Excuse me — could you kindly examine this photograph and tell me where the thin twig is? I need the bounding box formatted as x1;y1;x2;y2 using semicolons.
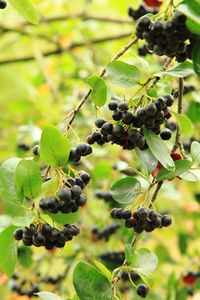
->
11;13;132;27
67;37;138;127
33;39;62;105
112;180;163;292
171;78;187;158
0;31;132;66
135;57;173;109
112;233;138;291
43;36;138;180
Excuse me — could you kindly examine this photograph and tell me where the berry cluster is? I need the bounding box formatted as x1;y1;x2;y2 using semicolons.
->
91;223;121;241
11;274;40;298
135;12;193;62
121;271;140;282
128;4;158;21
39;171;90;214
111;207;172;234
44;274;64;284
13;223;80;249
99;251;125;265
136;284;149;298
87;96;174;151
0;0;7;9
69;142;92;162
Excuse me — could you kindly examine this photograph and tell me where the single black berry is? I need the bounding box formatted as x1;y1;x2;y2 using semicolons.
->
118;101;128;111
95;118;106;128
32;145;40;156
161;215;172;227
108;101;118;111
136;284;149;298
101;122;113;135
71;185;82;199
13;229;23;240
160;129;172;140
164;94;174;107
0;1;7;9
58;188;72;201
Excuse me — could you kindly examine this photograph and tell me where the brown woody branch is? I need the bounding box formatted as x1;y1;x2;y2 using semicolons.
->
0;31;132;66
12;13;132;27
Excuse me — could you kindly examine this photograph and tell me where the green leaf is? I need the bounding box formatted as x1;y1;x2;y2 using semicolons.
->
176;287;188;300
107;61;141;87
155;61;194;78
36;292;65;300
0;215;12;232
40;126;71;167
134;268;153;286
191;141;200;162
177;0;200;34
178;233;188;255
12;211;35;227
15;159;42;199
186;17;200;35
87;75;107;107
136;148;158;175
171;111;193;134
187;101;200;123
8;0;39;25
0;225;18;277
132;248;158;273
111;177;141;204
18;246;33;267
73;262;113;300
93;161;112;179
143;128;175;171
50;209;81;224
0;158;22;205
192;40;200;77
180;169;200;181
94;260;112;281
125;244;135;265
156;160;192;181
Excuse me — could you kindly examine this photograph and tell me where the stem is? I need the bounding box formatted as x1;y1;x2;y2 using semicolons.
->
112;233;138;291
171;78;187;158
0;31;132;65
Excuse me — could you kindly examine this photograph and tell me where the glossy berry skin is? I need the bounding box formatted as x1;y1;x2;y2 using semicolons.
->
76;142;88;156
0;1;7;9
136;284;149;298
161;215;172;227
164;94;174;107
80;171;91;184
118;101;128;111
160;128;172;140
32;145;40;156
71;185;82;199
33;232;46;246
58;188;72;201
101;122;113;135
13;229;23;240
112;110;122;121
108;101;118;111
95;118;106;128
137;207;148;219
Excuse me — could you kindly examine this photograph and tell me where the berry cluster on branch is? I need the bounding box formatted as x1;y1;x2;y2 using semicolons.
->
111;207;172;234
13;223;80;249
91;223;121;241
87;95;174;151
136;12;195;62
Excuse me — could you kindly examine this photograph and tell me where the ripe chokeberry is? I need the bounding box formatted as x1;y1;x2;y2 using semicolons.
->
136;284;149;298
160;128;172;140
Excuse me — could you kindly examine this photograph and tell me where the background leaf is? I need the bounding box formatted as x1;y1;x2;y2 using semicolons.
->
94;259;112;281
156;160;192;181
8;0;39;25
15;159;42;199
136;147;158;175
191;141;200;162
87;75;107;107
192;40;200;77
111;177;141;204
36;292;65;300
107;61;141;87
0;225;18;277
155;61;194;78
171;111;193;134
132;248;158;273
12;211;35;227
125;244;135;265
143;128;175;171
177;0;200;35
40;126;71;167
73;262;113;300
93;161;112;179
